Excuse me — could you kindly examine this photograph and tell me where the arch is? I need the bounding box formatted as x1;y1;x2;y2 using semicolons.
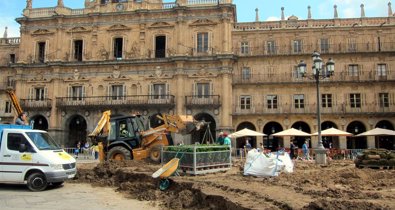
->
67;115;87;147
375;120;394;150
191;113;216;144
321;121;338;149
291;121;311;148
31;115;48;131
235;121;256;148
346;121;367;149
263;121;283;151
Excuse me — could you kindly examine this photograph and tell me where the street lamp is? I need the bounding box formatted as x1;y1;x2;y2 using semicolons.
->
297;51;335;164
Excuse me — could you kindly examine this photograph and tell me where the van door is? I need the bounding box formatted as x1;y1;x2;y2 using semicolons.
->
1;133;37;182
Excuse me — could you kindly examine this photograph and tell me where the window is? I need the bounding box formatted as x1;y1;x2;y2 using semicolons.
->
241;42;249;54
152;84;166;99
37;42;46;63
155;36;166;58
72;86;84;101
111;85;124;100
320;38;329;53
5;101;12;113
113;37;123;59
348;65;359;76
267;95;278;109
348;38;357;52
350;93;361;108
266;41;276;54
294;94;304;108
196;83;210;98
242;67;251;80
10;54;15;63
34;88;45;101
7;133;33;152
322;94;332;108
240;95;251;110
197;32;209;53
293;40;302;53
377;64;387;76
379;93;389;108
74;40;83;61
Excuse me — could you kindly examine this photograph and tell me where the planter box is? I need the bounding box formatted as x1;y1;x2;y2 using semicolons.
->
161;144;232;175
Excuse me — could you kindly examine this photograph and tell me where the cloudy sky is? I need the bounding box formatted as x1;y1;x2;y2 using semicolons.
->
0;0;392;37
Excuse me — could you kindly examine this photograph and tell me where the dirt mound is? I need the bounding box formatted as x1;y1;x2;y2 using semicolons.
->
74;159;395;210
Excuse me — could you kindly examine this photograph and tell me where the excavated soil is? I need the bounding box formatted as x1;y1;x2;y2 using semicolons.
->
73;159;395;210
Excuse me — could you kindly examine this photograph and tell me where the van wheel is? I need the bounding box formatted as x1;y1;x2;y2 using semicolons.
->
108;146;131;160
150;145;162;163
27;172;48;191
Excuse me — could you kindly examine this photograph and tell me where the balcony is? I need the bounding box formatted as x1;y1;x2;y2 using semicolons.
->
232;42;395;57
20;99;52;111
232;103;395;116
56;95;175;110
0;37;20;45
233;70;395;85
185;95;221;109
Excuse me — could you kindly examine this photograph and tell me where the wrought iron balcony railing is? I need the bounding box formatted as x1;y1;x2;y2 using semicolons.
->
233;103;395;116
185;95;221;108
233;70;395;85
56;95;175;110
20;99;52;111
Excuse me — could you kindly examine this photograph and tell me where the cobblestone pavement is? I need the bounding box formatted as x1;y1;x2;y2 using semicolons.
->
0;183;158;210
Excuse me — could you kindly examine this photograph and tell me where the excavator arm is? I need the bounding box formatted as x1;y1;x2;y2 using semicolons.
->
6;89;24;116
89;110;111;137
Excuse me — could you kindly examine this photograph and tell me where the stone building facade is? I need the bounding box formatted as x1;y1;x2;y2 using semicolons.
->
0;0;394;150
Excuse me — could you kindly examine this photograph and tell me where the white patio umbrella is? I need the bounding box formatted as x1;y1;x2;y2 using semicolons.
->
229;128;266;138
356;128;395;137
312;127;353;136
271;128;311;137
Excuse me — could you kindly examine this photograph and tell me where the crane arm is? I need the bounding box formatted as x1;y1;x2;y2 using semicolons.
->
89;110;111;137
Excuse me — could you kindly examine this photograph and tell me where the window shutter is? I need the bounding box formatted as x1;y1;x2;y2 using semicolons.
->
106;85;110;100
165;83;170;99
123;85;127;100
149;84;153;99
210;82;214;95
45;40;49;62
44;87;48;100
67;86;72;100
82;86;86;100
192;82;196;96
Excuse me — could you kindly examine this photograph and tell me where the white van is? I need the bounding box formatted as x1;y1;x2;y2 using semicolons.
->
0;124;76;191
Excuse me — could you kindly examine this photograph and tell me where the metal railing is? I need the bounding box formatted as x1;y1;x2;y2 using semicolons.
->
63;147;96;160
233;70;395;84
56;95;175;109
20;99;52;110
185;95;221;108
232;42;395;57
233;103;395;115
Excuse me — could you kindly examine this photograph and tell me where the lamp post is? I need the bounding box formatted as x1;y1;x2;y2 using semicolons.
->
297;51;335;164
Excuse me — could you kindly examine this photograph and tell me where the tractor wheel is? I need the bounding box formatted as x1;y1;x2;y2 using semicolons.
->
108;146;132;160
150;145;162;163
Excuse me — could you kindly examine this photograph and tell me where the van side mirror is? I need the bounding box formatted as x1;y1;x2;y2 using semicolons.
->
19;144;27;153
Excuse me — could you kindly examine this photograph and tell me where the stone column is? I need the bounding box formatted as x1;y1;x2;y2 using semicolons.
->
339;136;347;149
220;61;232;131
175;61;185;115
367;136;376;149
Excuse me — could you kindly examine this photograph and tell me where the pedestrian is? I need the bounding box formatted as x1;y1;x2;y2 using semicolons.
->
223;133;231;146
15;112;28;125
92;144;99;160
216;132;224;145
290;141;296;159
244;138;252;150
302;140;309;160
74;141;81;158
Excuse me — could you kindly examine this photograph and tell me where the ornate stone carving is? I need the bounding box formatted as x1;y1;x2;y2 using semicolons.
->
73;69;80;80
107;24;131;31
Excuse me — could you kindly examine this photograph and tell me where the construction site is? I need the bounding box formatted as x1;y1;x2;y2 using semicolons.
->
74;157;395;210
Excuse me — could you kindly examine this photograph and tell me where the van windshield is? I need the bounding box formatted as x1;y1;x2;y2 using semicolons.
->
26;132;62;150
